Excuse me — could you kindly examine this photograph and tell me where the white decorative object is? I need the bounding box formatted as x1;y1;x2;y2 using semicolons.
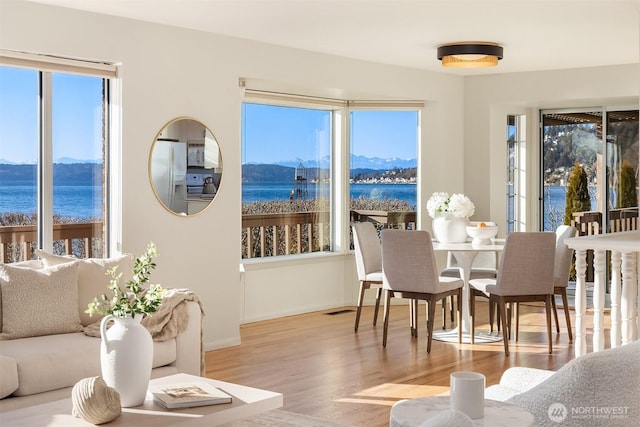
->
72;376;121;424
390;396;534;427
100;315;153;407
432;216;470;243
427;192;475;243
419;409;473;427
450;371;485;419
426;192;475;219
466;224;498;245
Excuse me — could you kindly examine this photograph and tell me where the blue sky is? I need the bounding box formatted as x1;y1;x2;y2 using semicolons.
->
0;66;103;164
242;103;417;165
1;65;418;165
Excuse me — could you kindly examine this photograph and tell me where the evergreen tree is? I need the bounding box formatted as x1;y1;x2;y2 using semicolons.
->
616;160;638;208
564;162;591;225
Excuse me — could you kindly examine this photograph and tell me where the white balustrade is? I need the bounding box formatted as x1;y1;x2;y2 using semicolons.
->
565;231;640;357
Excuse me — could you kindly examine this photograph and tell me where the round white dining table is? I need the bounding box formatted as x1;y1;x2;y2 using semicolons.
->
432;239;505;343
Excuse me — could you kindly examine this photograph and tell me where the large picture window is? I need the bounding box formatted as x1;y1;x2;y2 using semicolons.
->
349;109;417;237
0;52;115;262
241;91;421;260
241;102;333;258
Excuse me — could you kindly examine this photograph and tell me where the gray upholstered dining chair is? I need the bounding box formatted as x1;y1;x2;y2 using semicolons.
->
469;232;556;356
507;225;578;343
550;225;577;341
352;222;383;332
381;229;463;353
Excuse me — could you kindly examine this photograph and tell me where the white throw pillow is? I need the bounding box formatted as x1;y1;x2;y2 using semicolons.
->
0;262;83;340
36;250;134;326
0;260;43;332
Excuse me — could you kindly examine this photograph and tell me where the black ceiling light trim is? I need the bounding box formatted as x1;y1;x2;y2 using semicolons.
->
437;42;504;68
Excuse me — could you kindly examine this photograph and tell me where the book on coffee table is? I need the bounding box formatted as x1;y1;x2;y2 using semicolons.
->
151;381;233;409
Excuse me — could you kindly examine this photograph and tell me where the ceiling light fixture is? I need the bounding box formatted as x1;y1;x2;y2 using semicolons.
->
437;42;504;68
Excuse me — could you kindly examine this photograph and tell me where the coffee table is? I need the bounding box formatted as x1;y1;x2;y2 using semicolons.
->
0;374;283;426
389;396;534;427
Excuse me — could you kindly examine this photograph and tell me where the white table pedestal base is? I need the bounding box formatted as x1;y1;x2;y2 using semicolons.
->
433;328;503;344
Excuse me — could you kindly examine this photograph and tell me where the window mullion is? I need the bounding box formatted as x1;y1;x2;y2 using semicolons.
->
332;108;349;253
38;71;54;251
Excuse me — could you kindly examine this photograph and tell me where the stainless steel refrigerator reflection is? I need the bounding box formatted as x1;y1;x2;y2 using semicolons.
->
151;139;187;213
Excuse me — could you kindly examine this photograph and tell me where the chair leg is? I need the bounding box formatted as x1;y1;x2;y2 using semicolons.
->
489;299;495;333
450;295;455;322
441;295;455;329
560;287;573;342
411;299;419;338
498;297;510;356
551;292;560;334
373;287;382;327
515;302;520;342
408;300;414;337
442;298;447;330
545;295;553;354
457;290;463;344
426;297;436;353
354;281;366;333
382;290;391;348
470;290;476;345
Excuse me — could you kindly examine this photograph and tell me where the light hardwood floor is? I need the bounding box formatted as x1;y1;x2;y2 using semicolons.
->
205;301;582;426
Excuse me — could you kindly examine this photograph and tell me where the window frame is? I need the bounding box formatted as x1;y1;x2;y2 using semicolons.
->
539;106;639;232
0;50;118;258
241;85;423;260
506;114;526;233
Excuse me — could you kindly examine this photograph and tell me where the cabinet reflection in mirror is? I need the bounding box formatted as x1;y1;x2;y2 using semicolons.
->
149;117;223;216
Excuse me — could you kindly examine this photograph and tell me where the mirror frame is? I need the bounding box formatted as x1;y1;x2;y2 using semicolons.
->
148;117;223;216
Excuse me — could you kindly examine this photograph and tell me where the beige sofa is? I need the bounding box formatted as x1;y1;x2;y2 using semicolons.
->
0;254;203;412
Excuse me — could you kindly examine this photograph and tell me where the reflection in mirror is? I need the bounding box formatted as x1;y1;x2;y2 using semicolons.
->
149;118;223;215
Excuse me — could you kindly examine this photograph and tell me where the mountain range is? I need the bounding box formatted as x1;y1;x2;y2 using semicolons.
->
1;155;416;185
265;154;416;170
0;163;103;184
0;157;101;165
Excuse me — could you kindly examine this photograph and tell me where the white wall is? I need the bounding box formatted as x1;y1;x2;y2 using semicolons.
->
463;65;639;232
0;0;465;349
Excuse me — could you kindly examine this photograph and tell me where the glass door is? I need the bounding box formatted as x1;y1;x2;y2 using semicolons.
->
605;110;639;232
540;108;638;233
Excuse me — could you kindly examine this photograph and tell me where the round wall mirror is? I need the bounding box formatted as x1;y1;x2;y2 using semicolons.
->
149;117;223;215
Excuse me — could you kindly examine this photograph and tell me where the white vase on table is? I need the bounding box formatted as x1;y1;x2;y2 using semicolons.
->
432;215;470;243
100;314;153;407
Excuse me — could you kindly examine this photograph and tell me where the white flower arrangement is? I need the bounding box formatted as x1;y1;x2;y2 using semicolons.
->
426;192;475;219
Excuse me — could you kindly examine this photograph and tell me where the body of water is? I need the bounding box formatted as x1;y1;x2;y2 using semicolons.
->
0;183;103;219
243;182;418;207
1;182;592;228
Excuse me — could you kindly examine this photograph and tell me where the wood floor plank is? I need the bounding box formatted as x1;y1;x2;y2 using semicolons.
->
205;301;580;426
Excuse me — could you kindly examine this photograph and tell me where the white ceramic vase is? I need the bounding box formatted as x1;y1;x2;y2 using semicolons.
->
432;215;470;243
100;314;153;407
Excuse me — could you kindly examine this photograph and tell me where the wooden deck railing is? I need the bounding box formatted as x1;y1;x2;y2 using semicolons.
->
349;209;417;230
0;222;104;263
242;211;331;258
572;208;639;235
242;209;416;259
609;207;639;232
571;208;639;284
